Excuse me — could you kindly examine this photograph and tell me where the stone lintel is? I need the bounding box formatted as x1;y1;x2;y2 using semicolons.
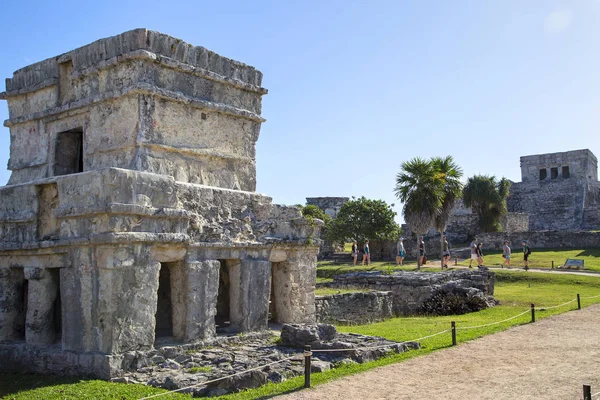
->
4;82;265;128
0;253;67;269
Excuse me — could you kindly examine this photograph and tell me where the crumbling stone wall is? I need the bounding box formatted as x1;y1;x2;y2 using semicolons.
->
315;291;394;324
328;270;495;316
478;231;600;250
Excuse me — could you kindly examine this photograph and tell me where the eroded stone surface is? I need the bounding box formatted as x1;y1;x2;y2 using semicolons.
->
0;30;320;379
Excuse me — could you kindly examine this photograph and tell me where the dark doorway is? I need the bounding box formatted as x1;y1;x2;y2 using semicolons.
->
54;128;83;176
51;269;62;343
551;167;558;179
562;166;570;178
18;279;28;341
539;169;547;180
269;264;278;323
155;264;173;338
215;261;231;334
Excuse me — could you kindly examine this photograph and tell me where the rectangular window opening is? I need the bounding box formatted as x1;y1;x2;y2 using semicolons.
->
551;167;558;179
562;166;570;178
539;169;547;180
54;128;83;176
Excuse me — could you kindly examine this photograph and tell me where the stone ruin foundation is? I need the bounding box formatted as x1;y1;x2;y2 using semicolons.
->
0;29;322;379
327;269;496;316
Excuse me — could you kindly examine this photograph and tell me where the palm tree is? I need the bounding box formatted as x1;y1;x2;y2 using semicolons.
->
463;175;511;232
394;157;444;270
431;156;463;268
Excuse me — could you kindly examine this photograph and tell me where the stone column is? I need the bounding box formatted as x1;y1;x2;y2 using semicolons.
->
272;251;317;324
0;268;26;341
229;259;271;332
171;260;220;342
24;267;59;345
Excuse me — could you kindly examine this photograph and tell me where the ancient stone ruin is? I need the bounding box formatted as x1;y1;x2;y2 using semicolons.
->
0;29;321;378
327;269;496;316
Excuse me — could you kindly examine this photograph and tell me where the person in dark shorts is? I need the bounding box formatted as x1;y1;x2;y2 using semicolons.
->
522;240;531;271
476;242;484;267
442;235;450;269
351;241;358;266
362;240;371;265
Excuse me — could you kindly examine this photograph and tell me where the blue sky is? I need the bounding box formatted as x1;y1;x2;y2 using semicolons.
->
1;1;599;223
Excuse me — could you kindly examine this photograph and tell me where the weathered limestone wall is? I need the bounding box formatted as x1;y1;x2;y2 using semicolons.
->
329;270;495;316
2;29;266;191
478;231;600;250
315;291;394;324
0;29;320;379
520;149;597;183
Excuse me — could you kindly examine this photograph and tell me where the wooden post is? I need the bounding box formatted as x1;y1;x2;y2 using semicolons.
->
304;345;312;388
455;258;458;266
451;321;456;346
551;260;554;269
583;384;592;400
577;294;581;310
531;303;535;323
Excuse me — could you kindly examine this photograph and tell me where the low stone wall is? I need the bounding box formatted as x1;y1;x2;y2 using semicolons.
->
478;231;600;250
315;291;394;324
329;269;495;316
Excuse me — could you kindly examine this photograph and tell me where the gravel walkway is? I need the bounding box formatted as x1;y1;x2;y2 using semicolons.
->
278;304;600;400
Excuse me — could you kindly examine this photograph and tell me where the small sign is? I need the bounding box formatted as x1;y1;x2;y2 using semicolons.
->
562;259;585;269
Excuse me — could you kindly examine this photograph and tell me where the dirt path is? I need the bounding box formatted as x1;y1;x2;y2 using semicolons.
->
278;304;600;400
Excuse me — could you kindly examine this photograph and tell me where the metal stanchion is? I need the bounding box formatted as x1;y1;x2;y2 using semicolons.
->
451;321;456;346
304;345;312;388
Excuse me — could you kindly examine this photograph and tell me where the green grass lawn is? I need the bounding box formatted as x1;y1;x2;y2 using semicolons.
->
456;248;600;271
3;272;600;400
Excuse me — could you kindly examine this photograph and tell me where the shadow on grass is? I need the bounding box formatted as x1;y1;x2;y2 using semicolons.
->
0;372;81;397
575;249;600;258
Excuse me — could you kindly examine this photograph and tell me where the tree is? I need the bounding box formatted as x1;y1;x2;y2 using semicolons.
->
431;156;463;266
394;157;445;270
462;175;511;232
327;196;401;245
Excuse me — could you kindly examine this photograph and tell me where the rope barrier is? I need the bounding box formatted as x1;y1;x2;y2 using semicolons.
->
311;329;450;353
456;309;530;330
137;292;600;399
138;354;301;400
581;293;600;299
536;299;576;310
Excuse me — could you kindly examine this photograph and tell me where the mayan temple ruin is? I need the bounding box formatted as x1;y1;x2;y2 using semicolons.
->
0;29;320;377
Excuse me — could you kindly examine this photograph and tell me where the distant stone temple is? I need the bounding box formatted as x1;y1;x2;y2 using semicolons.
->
508;149;600;231
305;197;348;219
0;29;319;377
447;149;600;239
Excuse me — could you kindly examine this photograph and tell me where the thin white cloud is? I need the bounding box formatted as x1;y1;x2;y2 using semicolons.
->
544;9;573;33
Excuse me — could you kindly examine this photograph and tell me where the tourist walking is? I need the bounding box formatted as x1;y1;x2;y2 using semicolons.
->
362;240;371;265
396;237;405;266
418;237;426;268
469;237;478;268
442;235;450;269
522;240;531;271
351;241;358;266
502;240;511;268
476;242;484;267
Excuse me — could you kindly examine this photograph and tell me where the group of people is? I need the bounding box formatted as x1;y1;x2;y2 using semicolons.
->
352;236;533;270
469;236;531;270
394;235;451;268
351;240;371;266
